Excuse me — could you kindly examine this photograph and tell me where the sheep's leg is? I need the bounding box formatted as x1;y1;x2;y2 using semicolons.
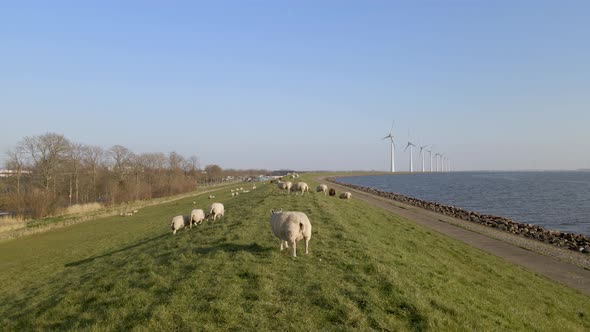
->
173;229;177;235
291;241;297;257
280;240;285;251
305;238;310;254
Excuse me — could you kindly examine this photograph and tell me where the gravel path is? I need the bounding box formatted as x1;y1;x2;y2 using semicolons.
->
318;177;590;296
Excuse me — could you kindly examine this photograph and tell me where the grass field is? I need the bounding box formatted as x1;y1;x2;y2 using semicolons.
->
0;174;588;331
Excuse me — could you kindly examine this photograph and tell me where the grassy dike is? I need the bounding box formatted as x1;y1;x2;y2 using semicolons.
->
0;174;588;331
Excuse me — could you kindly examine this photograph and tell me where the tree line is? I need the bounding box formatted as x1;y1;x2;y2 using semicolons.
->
0;133;263;218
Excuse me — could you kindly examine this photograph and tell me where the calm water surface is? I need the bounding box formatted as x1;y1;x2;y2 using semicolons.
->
337;172;590;236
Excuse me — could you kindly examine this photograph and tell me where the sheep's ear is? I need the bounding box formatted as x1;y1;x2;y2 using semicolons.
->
270;209;275;214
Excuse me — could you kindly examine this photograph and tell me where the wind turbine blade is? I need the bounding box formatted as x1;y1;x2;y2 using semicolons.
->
390;120;395;133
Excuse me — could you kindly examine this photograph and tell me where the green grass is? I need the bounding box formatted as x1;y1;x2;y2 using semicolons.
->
0;174;588;331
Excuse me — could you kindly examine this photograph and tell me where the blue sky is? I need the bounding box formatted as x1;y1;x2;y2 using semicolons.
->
1;1;589;171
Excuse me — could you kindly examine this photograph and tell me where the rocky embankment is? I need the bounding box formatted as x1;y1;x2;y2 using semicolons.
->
328;178;590;254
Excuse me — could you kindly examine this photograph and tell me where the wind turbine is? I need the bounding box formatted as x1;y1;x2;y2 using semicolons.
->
404;140;417;172
427;145;434;172
440;154;445;172
381;121;396;172
434;153;441;172
418;144;429;172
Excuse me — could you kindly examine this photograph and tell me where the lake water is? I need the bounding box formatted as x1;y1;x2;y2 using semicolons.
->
336;172;590;236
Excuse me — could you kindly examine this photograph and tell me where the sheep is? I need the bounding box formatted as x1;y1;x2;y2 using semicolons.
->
132;210;139;214
189;209;206;228
208;195;215;199
252;184;256;190
269;209;312;257
329;188;336;196
231;192;236;197
316;184;328;195
192;201;196;205
243;190;250;193
293;182;309;195
207;202;225;221
277;181;293;194
170;215;190;235
285;181;293;194
339;192;352;200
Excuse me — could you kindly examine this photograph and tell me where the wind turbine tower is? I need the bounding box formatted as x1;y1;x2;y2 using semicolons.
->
419;144;429;172
381;121;396;172
404;140;417;172
434;153;441;172
427;149;433;172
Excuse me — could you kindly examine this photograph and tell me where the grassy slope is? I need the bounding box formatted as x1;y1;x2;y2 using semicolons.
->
0;174;588;331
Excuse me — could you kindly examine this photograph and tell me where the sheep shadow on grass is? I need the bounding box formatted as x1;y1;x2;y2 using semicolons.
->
64;233;169;267
192;242;272;255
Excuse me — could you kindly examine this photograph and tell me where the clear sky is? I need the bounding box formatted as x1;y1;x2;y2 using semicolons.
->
1;1;589;171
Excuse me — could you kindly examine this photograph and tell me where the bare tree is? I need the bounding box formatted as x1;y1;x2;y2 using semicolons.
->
108;145;133;181
5;147;28;213
68;143;86;205
183;155;200;174
20;133;70;192
83;145;105;201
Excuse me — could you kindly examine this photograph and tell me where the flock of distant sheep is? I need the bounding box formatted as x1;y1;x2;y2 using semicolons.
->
168;173;352;257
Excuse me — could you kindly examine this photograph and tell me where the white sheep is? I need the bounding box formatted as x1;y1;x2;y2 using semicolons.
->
316;184;328;195
269;210;312;257
208;195;215;199
207;202;225;221
231;192;236;197
189;209;206;229
170;215;190;235
277;181;293;194
252;184;256;190
339;192;352;200
294;182;309;195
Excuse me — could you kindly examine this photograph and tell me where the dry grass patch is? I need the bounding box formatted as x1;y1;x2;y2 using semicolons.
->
61;203;104;216
0;216;26;233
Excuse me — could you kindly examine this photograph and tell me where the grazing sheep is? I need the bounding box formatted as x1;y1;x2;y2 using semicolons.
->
208;195;215;199
294;182;309;195
170;215;190;235
192;201;196;205
329;188;336;196
339;192;352;200
269;210;312;257
231;192;236;197
243;190;250;193
252;185;256;190
277;181;293;194
189;209;206;228
316;184;328;195
285;181;293;194
133;210;139;214
207;202;225;221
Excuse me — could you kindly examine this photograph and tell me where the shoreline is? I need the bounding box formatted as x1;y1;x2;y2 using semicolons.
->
317;175;590;295
328;176;590;254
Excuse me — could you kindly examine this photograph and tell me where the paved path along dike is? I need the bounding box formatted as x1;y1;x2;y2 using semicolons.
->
318;177;590;296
